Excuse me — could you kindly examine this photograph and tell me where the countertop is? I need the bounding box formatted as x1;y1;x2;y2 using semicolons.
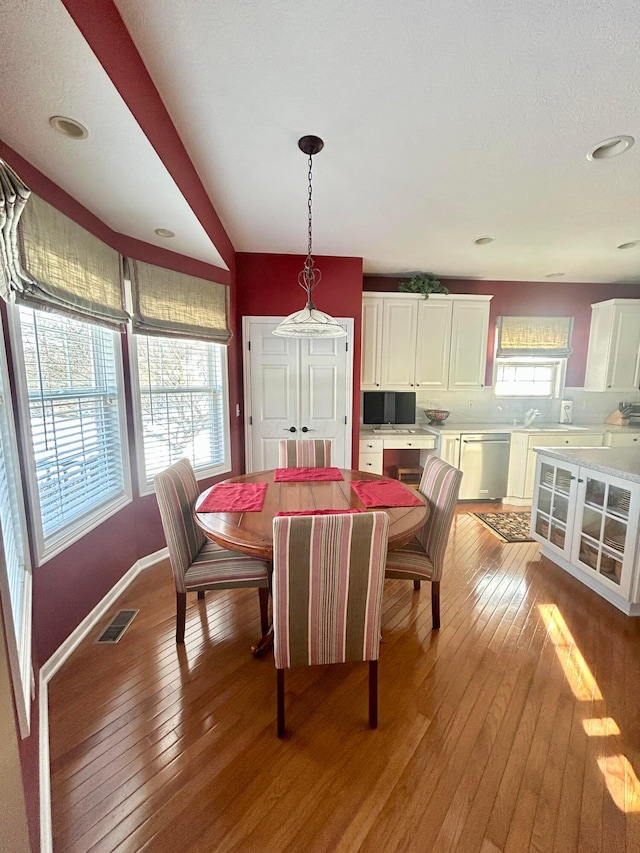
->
419;422;640;436
533;446;640;485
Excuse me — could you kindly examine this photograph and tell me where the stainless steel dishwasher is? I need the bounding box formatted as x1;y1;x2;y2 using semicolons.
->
458;433;511;500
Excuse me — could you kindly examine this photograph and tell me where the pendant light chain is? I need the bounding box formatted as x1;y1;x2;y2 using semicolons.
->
272;134;346;338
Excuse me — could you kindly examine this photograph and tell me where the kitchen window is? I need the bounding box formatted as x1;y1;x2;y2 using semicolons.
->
130;334;231;492
11;306;131;564
494;316;572;398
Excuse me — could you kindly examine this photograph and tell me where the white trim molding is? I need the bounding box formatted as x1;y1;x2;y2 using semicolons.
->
38;548;167;853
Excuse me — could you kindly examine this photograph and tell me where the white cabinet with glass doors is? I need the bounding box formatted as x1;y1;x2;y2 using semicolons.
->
531;450;640;614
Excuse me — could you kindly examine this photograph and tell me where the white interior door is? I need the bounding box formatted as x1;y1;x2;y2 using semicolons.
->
243;317;353;472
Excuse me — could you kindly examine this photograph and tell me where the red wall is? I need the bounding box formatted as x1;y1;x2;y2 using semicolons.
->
364;276;640;387
236;253;364;465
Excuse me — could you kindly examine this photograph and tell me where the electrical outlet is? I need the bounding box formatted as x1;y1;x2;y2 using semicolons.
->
235;403;240;417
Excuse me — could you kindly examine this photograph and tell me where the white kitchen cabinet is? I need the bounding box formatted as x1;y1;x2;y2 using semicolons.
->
358;434;436;476
379;298;419;389
360;297;383;389
439;433;461;466
583;299;640;392
532;452;640;613
603;431;640;447
506;430;604;504
361;293;492;391
448;299;492;390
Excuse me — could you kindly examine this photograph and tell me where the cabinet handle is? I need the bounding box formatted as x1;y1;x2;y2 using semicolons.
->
577;478;583;483
407;442;412;446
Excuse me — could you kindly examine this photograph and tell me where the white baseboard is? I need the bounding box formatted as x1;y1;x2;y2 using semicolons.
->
38;548;168;853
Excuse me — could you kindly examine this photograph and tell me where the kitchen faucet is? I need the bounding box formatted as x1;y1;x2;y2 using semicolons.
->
524;408;542;427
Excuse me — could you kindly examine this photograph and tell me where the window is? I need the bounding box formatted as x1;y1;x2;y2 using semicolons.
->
131;335;230;491
12;306;131;562
494;359;563;397
0;330;32;736
494;316;572;398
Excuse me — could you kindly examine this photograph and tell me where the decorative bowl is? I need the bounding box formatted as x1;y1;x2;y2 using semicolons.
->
424;409;450;424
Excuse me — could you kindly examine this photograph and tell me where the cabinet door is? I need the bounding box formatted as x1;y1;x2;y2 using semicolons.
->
572;471;638;599
414;299;452;389
604;432;640;447
607;306;640;391
380;300;418;389
584;301;640;391
440;434;461;467
531;457;579;558
448;300;490;390
361;297;383;390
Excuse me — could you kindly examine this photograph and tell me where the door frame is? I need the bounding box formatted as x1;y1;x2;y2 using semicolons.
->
242;316;354;472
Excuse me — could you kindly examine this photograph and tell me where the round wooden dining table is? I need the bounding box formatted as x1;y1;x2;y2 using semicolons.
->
194;468;429;561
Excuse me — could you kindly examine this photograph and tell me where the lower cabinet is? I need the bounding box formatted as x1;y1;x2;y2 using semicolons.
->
531;452;640;614
506;430;603;503
358;435;437;477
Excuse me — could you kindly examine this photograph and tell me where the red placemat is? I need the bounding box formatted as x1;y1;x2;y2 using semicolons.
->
275;509;363;516
350;479;423;508
274;467;344;482
197;482;267;513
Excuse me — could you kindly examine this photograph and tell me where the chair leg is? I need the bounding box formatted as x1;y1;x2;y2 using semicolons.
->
197;590;205;600
431;580;441;630
277;668;285;738
258;586;269;635
369;659;378;729
176;592;187;643
413;579;421;591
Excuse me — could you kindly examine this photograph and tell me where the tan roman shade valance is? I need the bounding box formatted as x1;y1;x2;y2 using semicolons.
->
0;159;31;302
496;316;573;358
15;190;126;329
128;259;231;343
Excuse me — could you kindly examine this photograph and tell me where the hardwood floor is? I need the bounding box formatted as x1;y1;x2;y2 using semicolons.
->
48;504;640;852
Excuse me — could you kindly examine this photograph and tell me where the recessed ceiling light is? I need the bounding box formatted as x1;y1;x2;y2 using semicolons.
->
545;272;565;279
49;115;89;140
586;135;634;160
473;236;495;245
154;228;175;238
617;240;640;250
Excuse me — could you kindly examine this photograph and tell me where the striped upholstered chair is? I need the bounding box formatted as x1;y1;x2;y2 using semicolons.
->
278;439;332;468
154;459;271;644
384;455;462;630
272;511;390;737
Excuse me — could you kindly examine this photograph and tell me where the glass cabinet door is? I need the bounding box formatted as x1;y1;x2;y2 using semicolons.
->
532;459;578;556
573;473;634;594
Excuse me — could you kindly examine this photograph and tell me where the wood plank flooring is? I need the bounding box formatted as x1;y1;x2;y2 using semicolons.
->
48;504;640;852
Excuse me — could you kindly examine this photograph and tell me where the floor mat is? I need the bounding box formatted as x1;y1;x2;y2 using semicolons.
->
468;511;533;543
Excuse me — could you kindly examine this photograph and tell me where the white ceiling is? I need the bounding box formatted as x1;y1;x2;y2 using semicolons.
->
1;0;639;283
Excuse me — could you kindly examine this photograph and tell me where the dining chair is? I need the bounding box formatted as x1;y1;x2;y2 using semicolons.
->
384;455;462;630
154;459;271;644
278;438;332;468
272;511;390;737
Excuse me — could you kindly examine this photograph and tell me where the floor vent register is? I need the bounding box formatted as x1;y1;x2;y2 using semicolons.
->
96;609;139;644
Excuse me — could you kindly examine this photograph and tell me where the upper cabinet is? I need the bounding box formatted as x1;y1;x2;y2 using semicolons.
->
584;299;640;392
361;293;492;391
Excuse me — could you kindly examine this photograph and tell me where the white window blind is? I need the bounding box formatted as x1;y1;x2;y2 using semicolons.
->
16;306;129;553
133;335;230;488
0;331;32;736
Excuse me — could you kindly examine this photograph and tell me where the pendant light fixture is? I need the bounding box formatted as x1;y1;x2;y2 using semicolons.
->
273;135;346;338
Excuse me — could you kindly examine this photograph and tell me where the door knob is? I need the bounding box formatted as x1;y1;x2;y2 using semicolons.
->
301;426;309;433
284;427;297;433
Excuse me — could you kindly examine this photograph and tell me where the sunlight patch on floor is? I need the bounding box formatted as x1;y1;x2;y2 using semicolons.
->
538;604;602;701
597;755;640;813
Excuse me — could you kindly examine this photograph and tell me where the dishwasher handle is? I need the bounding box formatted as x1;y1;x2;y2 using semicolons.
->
461;438;511;444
